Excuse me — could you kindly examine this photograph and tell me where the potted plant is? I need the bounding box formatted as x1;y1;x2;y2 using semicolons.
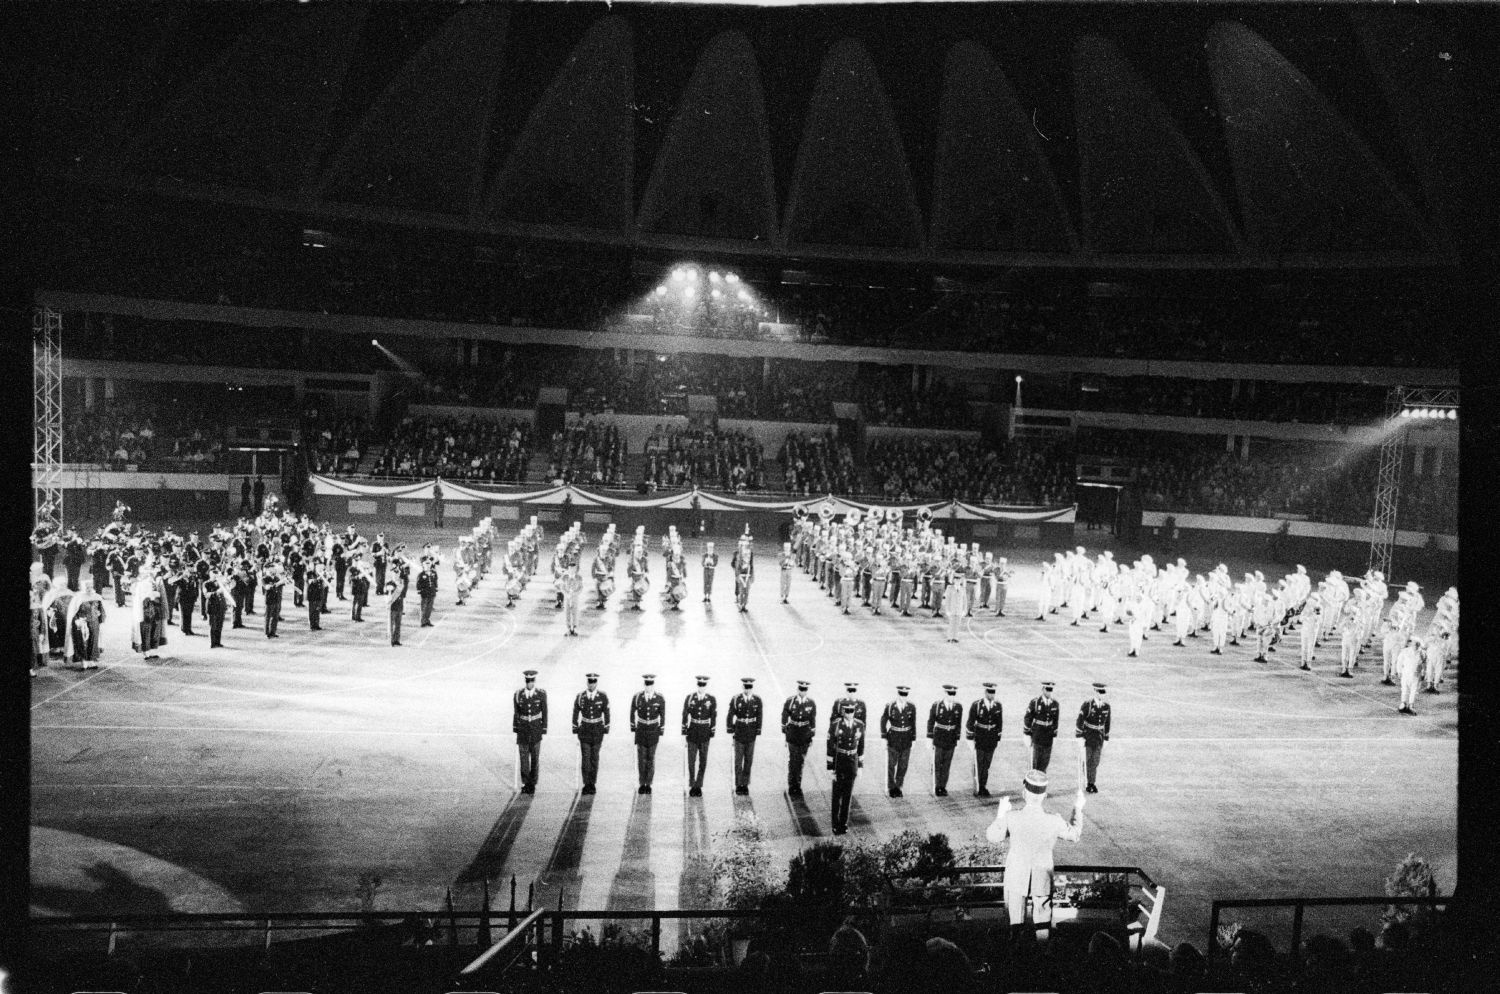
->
709;812;777;964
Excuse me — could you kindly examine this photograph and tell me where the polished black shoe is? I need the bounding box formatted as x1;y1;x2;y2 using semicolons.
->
935;788;948;797
689;787;702;797
1380;677;1394;686
1086;784;1098;794
976;788;991;798
832;827;847;836
1339;671;1354;679
892;788;903;797
1300;664;1312;671
637;785;647;794
643;785;652;794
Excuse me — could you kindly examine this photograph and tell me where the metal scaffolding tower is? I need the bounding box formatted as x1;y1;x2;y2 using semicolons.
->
1366;386;1406;579
1367;385;1459;578
33;305;64;531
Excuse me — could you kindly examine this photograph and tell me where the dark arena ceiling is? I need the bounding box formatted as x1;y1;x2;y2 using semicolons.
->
25;0;1499;272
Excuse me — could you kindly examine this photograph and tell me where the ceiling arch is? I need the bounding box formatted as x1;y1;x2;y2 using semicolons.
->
636;30;778;245
1074;34;1243;256
931;40;1075;254
486;16;635;232
782;38;925;250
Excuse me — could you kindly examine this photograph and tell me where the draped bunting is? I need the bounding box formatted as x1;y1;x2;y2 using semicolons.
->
311;476;1076;523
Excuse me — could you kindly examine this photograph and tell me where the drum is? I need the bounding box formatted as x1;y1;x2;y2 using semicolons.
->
670;581;687;602
506;578;522;597
632;576;650;599
600;576;616;597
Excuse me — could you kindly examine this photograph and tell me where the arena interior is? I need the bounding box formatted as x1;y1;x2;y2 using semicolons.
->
15;2;1496;993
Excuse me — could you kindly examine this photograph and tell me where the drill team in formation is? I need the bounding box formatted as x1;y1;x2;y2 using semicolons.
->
35;496;1456;836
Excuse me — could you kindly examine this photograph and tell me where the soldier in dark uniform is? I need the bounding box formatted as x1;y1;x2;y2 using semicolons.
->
701;542;718;602
827;700;864;835
513;670;547;794
966;682;1003;797
781;680;816;795
879;685;917;797
372;534;388;594
230;560;251;628
107;546;128;607
240;476;253;516
350;561;370;622
727;677;763;794
828;681;867;732
928;684;963;796
205;577;228;648
89;540;110;596
432;480;445;528
161;556;181;626
417;559;439;627
1076;681;1112;793
63;531;88;592
177;565;201;636
1023;681;1061;772
332;538;348;600
385;578;406;646
253;475;266;515
682;675;717;797
630;674;666;793
572;674;610;794
289;550;307;608
732;536;754;612
306;563;328;631
261;563;284;638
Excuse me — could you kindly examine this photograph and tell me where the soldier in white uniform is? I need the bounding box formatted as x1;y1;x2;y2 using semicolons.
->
986;769;1085;937
1396;637;1424;714
1298;591;1321;670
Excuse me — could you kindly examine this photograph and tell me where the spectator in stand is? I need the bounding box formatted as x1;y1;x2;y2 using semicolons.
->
825;924;871;993
371;415;533;483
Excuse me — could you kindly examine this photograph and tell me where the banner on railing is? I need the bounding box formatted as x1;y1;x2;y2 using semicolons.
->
310;476;1077;523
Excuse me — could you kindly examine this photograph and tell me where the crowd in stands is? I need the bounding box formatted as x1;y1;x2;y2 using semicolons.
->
1079;429;1456;533
302;409;368;476
641;426;767;492
63;396;225;471
544;420;627;488
779;431;859;496
1074;377;1389;425
369;414;533;482
866;436;1074;505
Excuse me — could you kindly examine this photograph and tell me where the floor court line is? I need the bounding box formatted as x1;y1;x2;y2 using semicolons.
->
30;663;119;711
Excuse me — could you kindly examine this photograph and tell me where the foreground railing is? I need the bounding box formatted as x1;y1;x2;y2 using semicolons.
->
1207;895;1451;964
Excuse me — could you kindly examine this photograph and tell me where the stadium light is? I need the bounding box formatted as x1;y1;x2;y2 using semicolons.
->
683;285;695;298
711;288;722;299
709;271;721;283
371;338;379;346
738;289;750;301
726;273;739;283
656;285;666;296
672;268;684;280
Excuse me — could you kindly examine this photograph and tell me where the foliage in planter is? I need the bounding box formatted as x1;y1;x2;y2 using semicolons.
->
666;918;731;968
1383;853;1439;935
556;923;661;993
953;833;1006;885
1079;874;1132;906
710;811;777;911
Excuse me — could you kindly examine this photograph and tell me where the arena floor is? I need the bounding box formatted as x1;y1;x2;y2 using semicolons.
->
29;529;1457;951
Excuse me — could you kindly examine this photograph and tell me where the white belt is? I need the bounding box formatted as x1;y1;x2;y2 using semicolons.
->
689;717;713;724
580;716;605;723
786;719;810;726
973;723;997;730
1083;722;1106;731
887;724;912;732
934;722;957;730
518;713;544;721
834;747;859;756
635;716;662;725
